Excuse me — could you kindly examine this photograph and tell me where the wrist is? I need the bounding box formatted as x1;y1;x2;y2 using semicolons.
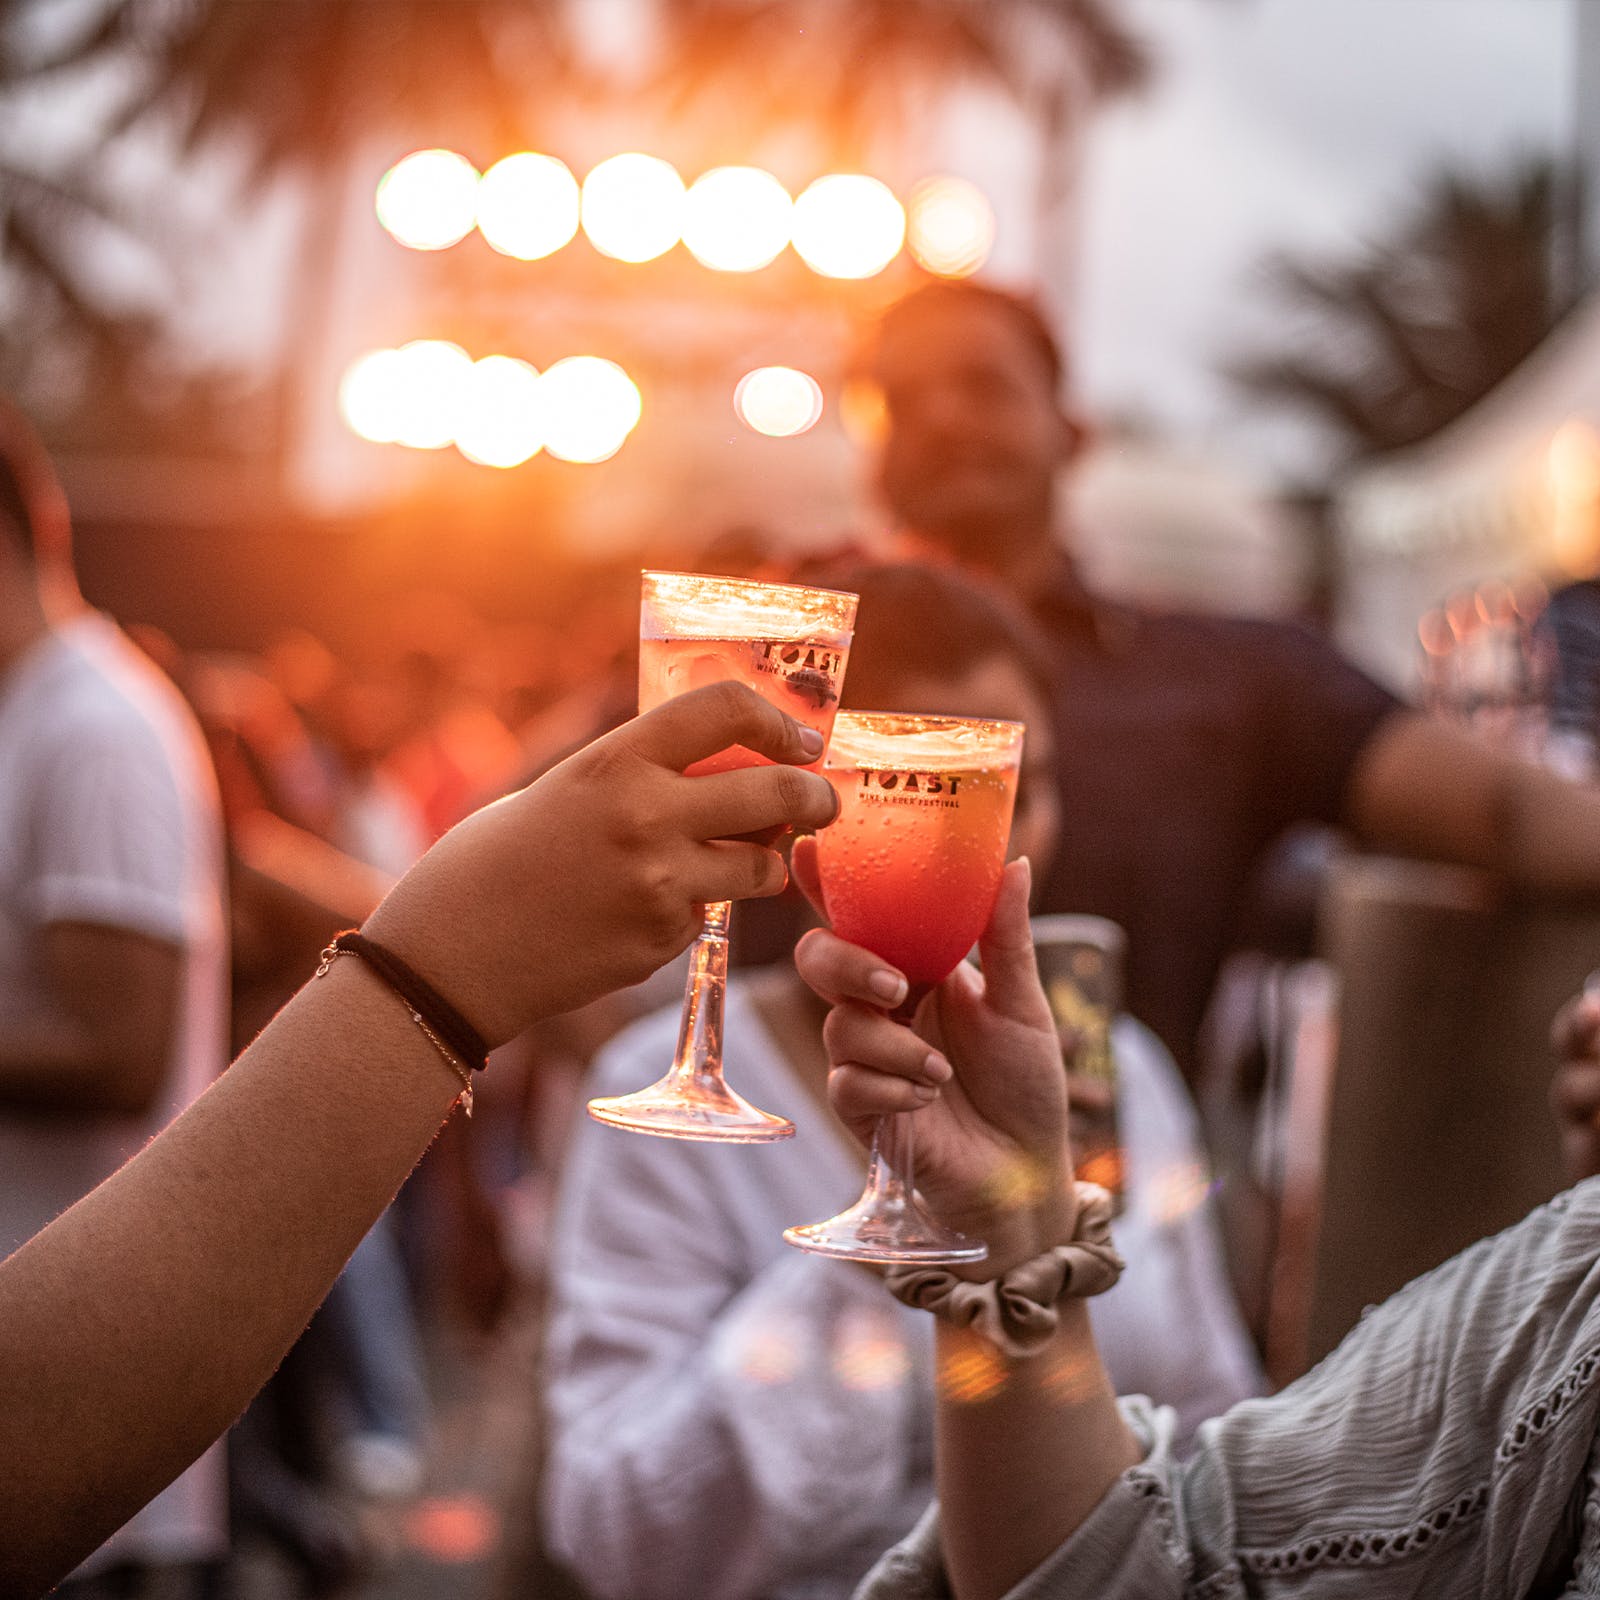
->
360;899;507;1051
888;1185;1123;1357
949;1177;1076;1282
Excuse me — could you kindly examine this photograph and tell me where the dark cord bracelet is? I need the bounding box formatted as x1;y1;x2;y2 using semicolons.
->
320;931;490;1074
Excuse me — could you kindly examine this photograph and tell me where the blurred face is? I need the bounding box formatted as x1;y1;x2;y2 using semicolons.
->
872;299;1082;569
882;656;1060;892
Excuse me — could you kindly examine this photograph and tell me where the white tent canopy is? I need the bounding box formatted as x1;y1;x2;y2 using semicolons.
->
1334;293;1600;688
1338;292;1600;562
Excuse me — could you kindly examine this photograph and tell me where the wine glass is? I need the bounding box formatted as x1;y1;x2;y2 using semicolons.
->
783;712;1025;1261
587;570;858;1142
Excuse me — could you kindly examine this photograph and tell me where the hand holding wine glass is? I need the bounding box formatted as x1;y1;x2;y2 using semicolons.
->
587;570;858;1142
791;850;1078;1275
783;711;1027;1262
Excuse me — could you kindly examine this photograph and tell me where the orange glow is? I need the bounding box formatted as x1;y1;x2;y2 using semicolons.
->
1417;607;1453;658
375;149;479;251
1147;1158;1212;1225
1474;578;1515;627
1444;588;1480;641
455;355;543;468
907;175;995;278
791;174;905;279
582;153;685;263
391;339;474;450
734;366;823;437
737;1326;803;1385
401;1496;499;1563
538;356;643;462
1076;1149;1126;1195
476;152;580;261
832;1316;911;1392
976;1150;1054;1213
1511;575;1550;623
937;1336;1007;1403
339;348;411;444
1038;1345;1103;1405
683;166;792;272
1548;419;1600;574
838;377;889;448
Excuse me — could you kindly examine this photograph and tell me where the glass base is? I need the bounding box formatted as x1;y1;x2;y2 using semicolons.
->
587;1076;796;1143
782;1195;989;1265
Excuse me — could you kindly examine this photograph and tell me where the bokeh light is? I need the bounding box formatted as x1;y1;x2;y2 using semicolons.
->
907;175;995;278
401;1496;500;1563
538;357;643;462
476;152;580;261
735;367;824;438
682;167;792;272
391;340;474;450
582;153;685;263
339;348;411;444
791;174;905;279
455;355;544;468
375;150;480;251
838;377;889;448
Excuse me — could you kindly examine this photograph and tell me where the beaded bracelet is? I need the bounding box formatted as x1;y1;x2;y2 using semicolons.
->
315;932;484;1116
883;1182;1123;1358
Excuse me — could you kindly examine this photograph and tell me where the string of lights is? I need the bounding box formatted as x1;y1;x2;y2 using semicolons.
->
352;150;995;468
374;148;994;279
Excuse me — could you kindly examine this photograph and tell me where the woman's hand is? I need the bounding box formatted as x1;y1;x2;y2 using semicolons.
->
793;844;1076;1276
366;683;839;1047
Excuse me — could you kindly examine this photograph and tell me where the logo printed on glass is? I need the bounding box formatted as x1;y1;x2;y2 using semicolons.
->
752;641;844;709
857;769;964;808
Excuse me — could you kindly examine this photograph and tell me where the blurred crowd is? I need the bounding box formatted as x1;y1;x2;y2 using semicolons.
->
14;276;1600;1600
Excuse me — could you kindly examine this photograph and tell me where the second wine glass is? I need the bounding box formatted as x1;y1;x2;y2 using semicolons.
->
784;711;1025;1261
587;570;858;1142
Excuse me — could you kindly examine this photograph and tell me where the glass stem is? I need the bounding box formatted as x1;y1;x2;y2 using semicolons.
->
863;1112;915;1215
666;900;730;1092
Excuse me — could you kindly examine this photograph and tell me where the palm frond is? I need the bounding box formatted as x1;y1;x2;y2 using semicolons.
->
1229;155;1577;464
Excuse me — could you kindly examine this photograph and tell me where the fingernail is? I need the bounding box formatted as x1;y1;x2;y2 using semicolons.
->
912;1083;938;1103
923;1051;952;1083
869;969;909;1005
950;961;983;999
798;726;825;757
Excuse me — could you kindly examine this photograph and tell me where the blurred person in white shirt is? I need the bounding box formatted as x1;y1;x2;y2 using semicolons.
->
540;562;1263;1600
0;401;229;1595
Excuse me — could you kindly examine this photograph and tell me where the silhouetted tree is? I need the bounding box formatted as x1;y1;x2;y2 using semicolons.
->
1230;155;1580;463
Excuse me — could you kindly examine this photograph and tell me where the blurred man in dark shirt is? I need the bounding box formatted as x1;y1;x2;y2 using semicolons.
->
867;281;1600;1078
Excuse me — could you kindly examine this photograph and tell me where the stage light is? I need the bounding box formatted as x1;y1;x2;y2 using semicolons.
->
375;150;480;251
455;355;544;468
907;176;995;278
391;340;474;450
476;153;581;261
735;367;823;438
683;166;792;272
340;348;410;444
581;154;685;263
791;174;905;279
538;357;642;463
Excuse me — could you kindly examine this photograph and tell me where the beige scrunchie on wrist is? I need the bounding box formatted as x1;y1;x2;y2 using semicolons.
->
883;1182;1124;1359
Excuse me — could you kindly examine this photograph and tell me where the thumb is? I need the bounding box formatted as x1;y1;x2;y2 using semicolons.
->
974;858;1051;1026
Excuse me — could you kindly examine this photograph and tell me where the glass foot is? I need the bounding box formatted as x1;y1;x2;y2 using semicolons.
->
783;1192;988;1264
587;1075;796;1143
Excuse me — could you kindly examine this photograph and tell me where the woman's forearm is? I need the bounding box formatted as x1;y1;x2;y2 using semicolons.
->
0;957;462;1594
937;1302;1141;1600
